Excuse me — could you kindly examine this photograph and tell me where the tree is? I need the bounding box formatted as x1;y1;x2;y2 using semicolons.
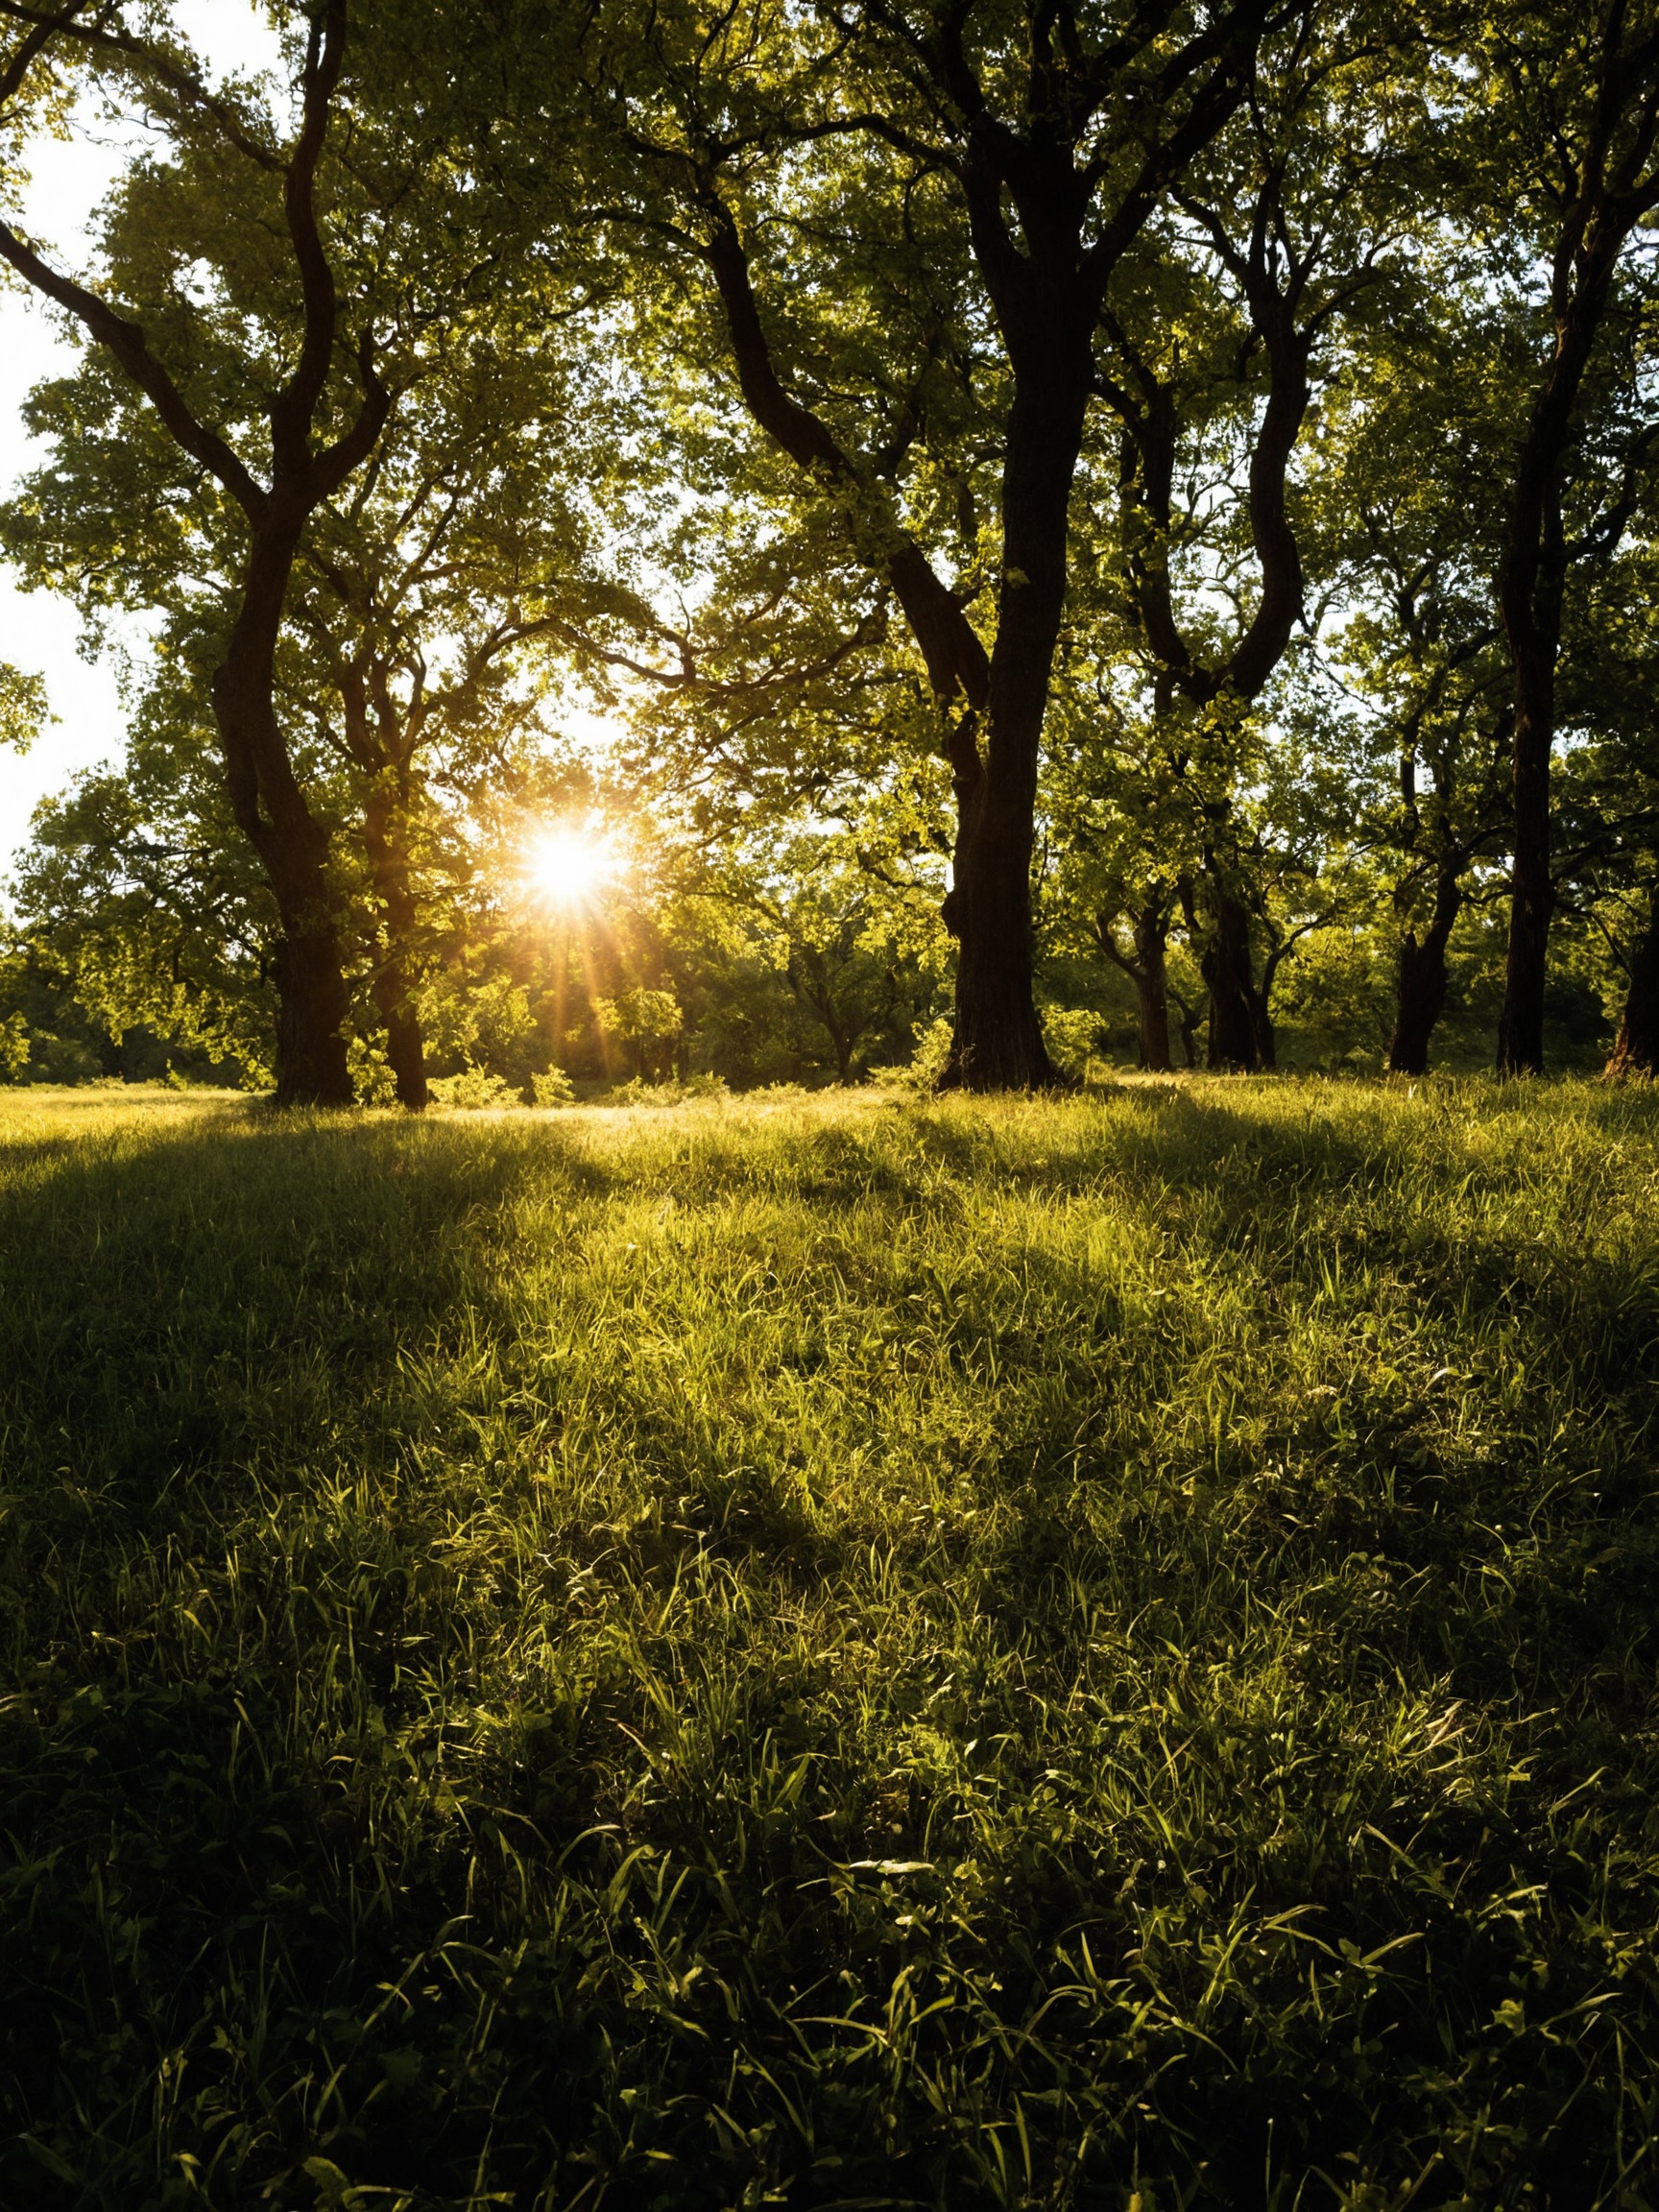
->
1316;252;1515;1073
1086;10;1411;1067
289;329;631;1107
0;0;502;1100
563;0;1294;1088
9;750;277;1080
1471;0;1659;1072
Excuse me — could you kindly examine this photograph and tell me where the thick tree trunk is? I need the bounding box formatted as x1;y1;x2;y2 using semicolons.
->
1607;884;1659;1076
1388;869;1461;1075
947;807;1052;1087
269;927;351;1105
211;528;353;1106
1203;891;1259;1070
944;364;1092;1090
1133;905;1172;1071
362;780;427;1110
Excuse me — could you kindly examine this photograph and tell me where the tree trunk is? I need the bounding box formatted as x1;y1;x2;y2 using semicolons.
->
1203;892;1259;1070
1607;884;1659;1076
1249;983;1277;1071
1133;904;1173;1071
943;361;1092;1090
1388;869;1462;1075
210;527;353;1107
362;778;428;1109
1497;675;1555;1074
1491;60;1648;1073
946;789;1053;1088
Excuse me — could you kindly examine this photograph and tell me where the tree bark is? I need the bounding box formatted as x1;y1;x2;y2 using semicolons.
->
1203;889;1259;1070
1496;490;1563;1076
1607;883;1659;1075
1133;905;1173;1072
1495;17;1659;1071
1388;867;1462;1074
361;779;427;1109
210;524;352;1106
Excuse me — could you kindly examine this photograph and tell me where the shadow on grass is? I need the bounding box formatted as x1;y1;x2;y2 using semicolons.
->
3;1092;1659;2209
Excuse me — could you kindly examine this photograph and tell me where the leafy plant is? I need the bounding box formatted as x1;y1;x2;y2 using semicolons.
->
429;1065;517;1109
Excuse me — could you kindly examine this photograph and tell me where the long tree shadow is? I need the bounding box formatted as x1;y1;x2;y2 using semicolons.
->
0;1107;608;1493
5;1092;1659;2209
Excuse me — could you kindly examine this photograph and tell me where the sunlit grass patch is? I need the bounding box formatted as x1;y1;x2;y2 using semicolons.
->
1;1078;1657;2206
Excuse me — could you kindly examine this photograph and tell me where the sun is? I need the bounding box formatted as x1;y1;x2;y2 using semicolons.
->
524;822;621;908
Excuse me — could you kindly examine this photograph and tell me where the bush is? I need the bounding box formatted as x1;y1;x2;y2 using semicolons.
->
530;1066;577;1108
873;1015;954;1092
604;1071;728;1107
430;1065;517;1110
348;1036;399;1106
1040;1003;1102;1077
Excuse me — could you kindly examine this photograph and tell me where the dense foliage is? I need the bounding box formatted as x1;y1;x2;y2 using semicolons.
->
0;1;1656;1094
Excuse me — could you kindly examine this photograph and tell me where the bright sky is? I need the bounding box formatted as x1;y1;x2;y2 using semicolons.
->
0;2;282;880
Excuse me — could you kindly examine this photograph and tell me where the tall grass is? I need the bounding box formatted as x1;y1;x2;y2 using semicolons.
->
2;1078;1658;2208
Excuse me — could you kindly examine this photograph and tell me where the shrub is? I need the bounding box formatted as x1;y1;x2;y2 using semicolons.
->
430;1065;517;1110
347;1036;398;1107
530;1067;577;1108
1041;1003;1103;1077
604;1071;728;1107
873;1015;954;1091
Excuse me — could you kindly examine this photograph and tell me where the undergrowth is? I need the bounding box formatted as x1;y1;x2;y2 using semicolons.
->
1;1078;1657;2209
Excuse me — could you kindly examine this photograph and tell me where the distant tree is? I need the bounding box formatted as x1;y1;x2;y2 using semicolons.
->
1316;271;1514;1073
9;753;276;1080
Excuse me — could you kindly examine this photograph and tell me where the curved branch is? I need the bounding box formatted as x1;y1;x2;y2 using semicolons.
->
0;213;268;516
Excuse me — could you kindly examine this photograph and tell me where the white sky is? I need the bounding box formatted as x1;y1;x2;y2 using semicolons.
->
0;2;283;879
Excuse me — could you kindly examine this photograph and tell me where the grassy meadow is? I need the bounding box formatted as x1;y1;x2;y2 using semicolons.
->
2;1078;1658;2209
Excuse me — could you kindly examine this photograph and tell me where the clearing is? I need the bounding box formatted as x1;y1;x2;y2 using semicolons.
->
1;1080;1657;2208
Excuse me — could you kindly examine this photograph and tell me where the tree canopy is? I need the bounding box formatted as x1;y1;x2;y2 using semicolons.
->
2;0;1658;1098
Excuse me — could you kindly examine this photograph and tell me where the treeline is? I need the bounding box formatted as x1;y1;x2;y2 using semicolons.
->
0;0;1657;1100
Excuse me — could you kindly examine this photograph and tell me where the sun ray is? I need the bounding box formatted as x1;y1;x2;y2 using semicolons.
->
523;821;622;909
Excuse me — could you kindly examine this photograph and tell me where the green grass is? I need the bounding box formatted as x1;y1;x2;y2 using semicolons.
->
2;1078;1659;2210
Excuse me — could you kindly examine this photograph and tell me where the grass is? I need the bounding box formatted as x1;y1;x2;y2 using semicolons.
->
1;1077;1658;2210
